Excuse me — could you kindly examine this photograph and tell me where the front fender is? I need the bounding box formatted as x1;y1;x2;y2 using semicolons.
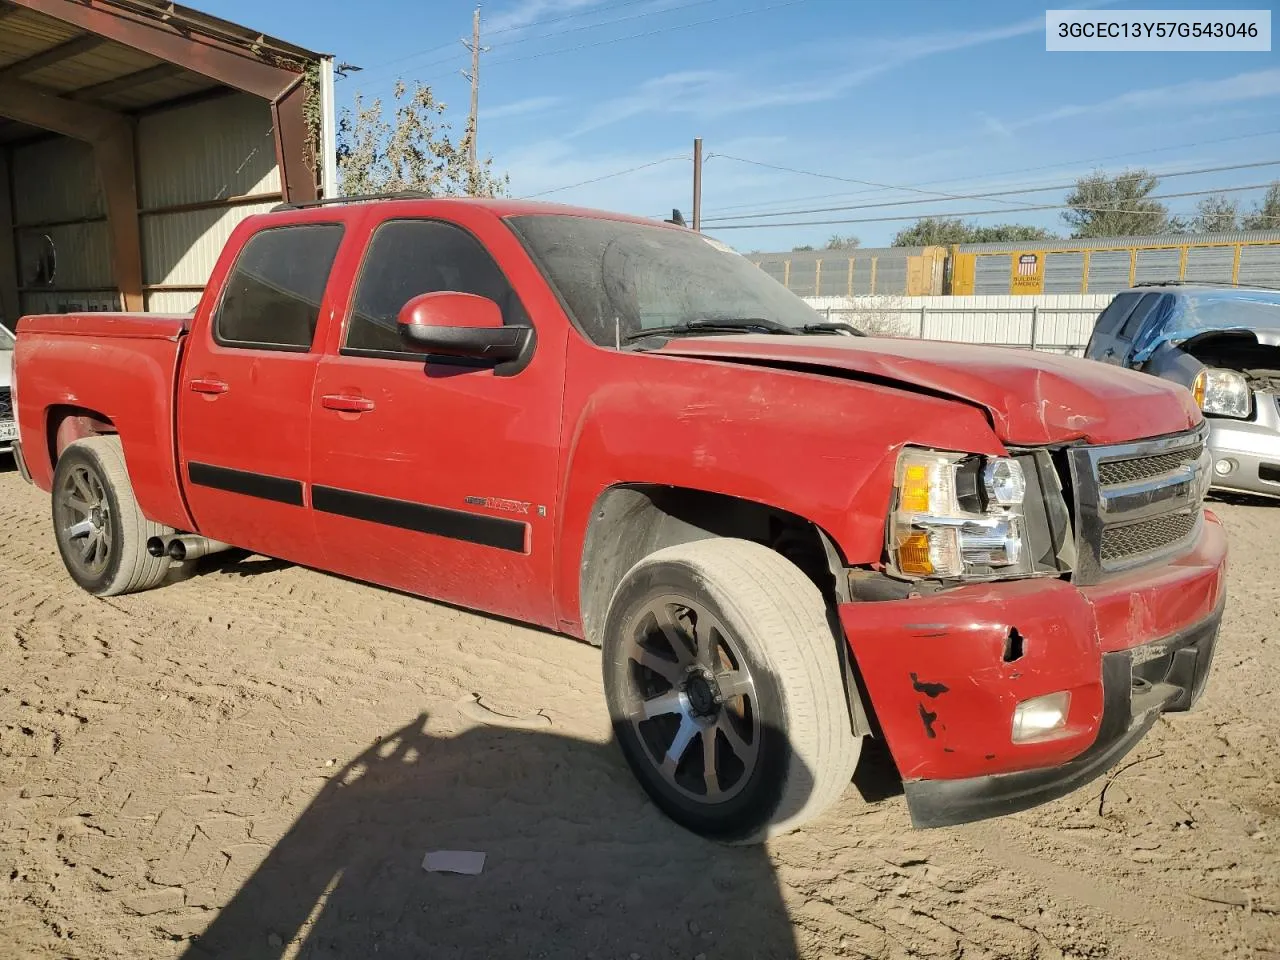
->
551;342;1003;633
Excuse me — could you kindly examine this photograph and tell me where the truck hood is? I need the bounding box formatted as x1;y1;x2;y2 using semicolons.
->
657;334;1202;446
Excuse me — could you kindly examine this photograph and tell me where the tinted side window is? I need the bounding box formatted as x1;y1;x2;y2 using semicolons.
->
345;219;529;355
215;224;344;350
1118;293;1162;341
1093;292;1141;336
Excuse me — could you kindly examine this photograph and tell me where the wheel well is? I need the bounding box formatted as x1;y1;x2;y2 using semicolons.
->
47;406;116;467
578;484;846;648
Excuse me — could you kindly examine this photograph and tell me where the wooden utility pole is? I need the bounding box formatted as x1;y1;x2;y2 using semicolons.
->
692;137;703;231
461;6;486;195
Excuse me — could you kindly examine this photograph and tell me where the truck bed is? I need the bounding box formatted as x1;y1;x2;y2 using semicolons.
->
14;312;196;531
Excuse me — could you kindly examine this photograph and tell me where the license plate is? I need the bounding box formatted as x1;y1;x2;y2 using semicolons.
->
0;420;16;443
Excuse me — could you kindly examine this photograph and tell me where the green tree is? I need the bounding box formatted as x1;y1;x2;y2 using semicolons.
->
1242;181;1280;230
337;80;508;198
1062;168;1167;237
891;217;1054;246
1191;194;1239;233
825;234;861;250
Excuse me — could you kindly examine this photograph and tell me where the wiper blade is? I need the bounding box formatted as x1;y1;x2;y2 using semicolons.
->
802;321;866;336
624;317;795;342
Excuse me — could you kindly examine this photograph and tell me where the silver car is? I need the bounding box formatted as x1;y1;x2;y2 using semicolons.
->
0;323;14;457
1085;284;1280;498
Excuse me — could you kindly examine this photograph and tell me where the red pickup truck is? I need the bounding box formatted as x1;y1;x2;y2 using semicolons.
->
9;197;1227;843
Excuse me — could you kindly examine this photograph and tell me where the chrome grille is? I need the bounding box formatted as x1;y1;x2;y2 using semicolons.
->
1097;444;1203;486
1067;424;1209;584
1100;512;1198;563
0;387;10;421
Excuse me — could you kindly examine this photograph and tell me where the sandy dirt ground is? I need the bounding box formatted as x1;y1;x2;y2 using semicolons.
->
0;463;1276;960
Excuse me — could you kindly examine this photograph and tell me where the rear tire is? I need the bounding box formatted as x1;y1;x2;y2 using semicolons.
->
601;537;861;844
51;436;175;597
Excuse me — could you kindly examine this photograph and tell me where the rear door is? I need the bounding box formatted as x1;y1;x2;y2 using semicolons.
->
1086;291;1142;364
177;221;345;565
309;210;566;628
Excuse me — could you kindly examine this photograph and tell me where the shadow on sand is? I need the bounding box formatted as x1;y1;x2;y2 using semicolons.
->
181;713;809;960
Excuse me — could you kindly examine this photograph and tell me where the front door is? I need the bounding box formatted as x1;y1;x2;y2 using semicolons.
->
178;221;345;565
309;213;565;628
1086;291;1142;364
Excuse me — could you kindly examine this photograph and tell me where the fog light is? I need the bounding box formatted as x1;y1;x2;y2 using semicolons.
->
1012;691;1070;742
1214;458;1235;476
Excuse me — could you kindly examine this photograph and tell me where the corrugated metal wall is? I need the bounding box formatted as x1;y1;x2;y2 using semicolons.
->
7;91;283;317
138;93;282;313
11;137;118;313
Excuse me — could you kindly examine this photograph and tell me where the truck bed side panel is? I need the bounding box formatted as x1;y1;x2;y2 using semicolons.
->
15;314;195;531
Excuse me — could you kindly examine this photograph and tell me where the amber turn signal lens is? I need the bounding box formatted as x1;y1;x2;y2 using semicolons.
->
1192;370;1206;409
897;531;934;575
900;464;931;513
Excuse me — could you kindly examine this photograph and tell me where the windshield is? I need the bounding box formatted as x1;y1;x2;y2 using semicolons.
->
0;324;13;351
506;215;823;346
1132;290;1280;361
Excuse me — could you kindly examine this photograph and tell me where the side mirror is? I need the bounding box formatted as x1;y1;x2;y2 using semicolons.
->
396;292;531;363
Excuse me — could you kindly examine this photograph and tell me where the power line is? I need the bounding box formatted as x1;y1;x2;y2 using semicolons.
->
700;127;1280;216
355;0;658;81
520;155;691;199
704;181;1280;231
453;0;809;74
707;152;1067;213
702;158;1280;223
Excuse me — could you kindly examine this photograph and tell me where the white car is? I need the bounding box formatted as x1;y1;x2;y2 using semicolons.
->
0;323;14;456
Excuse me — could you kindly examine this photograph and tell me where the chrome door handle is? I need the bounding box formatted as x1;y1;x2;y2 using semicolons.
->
321;394;375;413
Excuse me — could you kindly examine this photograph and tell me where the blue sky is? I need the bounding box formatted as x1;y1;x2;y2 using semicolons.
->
203;0;1278;251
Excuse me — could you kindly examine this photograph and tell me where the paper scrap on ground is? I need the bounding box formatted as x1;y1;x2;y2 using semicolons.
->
423;850;486;875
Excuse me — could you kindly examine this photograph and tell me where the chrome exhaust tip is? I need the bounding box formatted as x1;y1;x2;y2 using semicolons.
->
165;535;232;562
146;536;168;558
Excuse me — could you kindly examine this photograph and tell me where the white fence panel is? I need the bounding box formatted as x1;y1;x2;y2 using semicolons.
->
804;294;1114;355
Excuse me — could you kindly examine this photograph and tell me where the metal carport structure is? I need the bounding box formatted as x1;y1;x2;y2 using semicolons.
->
0;0;336;320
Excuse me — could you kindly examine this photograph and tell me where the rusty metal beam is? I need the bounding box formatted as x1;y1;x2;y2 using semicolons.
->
270;79;316;204
70;61;183;102
8;0;302;100
0;76;124;140
95;125;143;311
0;151;19;323
0;33;106;82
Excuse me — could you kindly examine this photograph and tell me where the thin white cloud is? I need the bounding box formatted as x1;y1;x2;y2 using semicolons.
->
570;14;1045;135
485;0;606;35
482;95;563;121
1024;68;1280;126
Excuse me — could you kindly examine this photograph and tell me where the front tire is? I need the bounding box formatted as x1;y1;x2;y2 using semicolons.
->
601;538;861;844
51;436;175;597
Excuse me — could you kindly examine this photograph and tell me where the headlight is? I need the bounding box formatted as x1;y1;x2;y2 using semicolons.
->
890;449;1030;580
1193;367;1250;419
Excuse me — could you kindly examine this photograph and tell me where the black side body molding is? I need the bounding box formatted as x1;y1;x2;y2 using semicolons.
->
311;485;527;553
187;462;305;506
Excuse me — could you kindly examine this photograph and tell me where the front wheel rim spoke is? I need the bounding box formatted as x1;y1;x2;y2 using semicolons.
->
701;727;722;798
717;669;753;699
79;530;98;562
661;716;699;778
716;715;754;765
631;648;682;686
654;604;695;665
640;691;683;720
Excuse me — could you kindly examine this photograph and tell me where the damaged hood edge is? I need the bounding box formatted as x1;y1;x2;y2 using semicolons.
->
658;334;1203;447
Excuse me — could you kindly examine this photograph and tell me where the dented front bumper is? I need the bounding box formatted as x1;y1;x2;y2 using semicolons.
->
839;510;1228;828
